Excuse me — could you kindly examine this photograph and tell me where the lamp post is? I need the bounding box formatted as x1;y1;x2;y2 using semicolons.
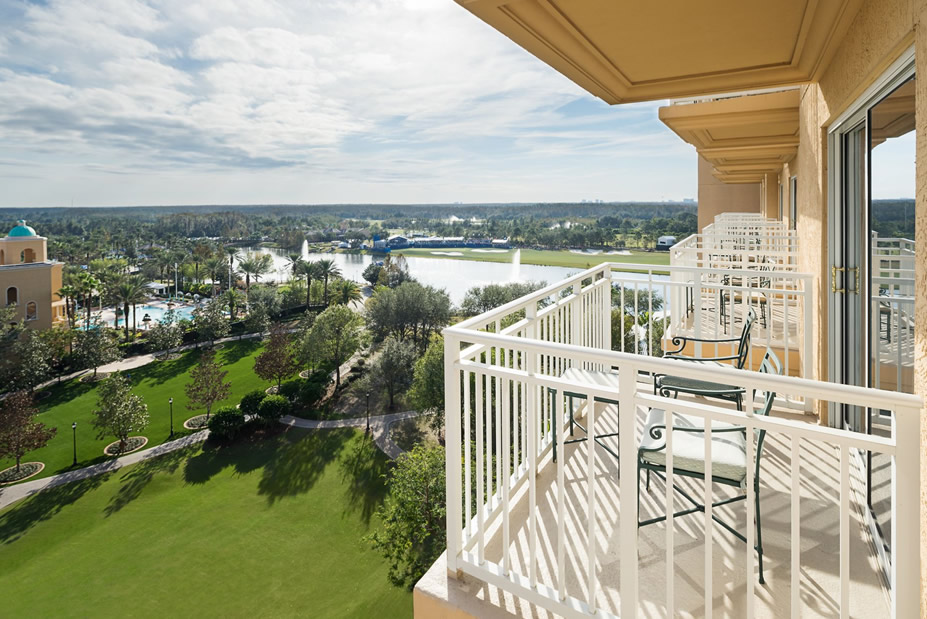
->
169;397;174;438
366;392;370;434
142;313;151;331
71;422;77;466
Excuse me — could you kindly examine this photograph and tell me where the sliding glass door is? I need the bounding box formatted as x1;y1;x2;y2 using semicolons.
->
830;62;915;584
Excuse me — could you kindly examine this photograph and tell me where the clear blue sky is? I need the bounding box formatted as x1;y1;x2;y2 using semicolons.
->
1;0;702;207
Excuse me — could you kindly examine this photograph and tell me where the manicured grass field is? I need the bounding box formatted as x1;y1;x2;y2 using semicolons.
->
1;340;271;482
392;246;671;270
0;428;411;618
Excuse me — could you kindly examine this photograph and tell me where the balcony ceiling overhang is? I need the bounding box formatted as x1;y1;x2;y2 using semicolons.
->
659;89;800;182
455;0;863;104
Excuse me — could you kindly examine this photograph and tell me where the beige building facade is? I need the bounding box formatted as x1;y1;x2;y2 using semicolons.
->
421;0;927;615
0;221;66;330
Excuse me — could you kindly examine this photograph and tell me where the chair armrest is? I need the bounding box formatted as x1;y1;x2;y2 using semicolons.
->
644;423;746;446
665;336;741;355
663;353;740;363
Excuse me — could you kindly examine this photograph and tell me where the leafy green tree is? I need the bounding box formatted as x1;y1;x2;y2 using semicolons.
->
193;298;229;347
362;262;383;286
460;281;546;316
309;304;361;388
11;331;53;393
369;336;417;409
254;323;298;388
408;336;445;433
368;444;446;588
73;320;120;378
147;320;182;355
365;281;450;349
0;391;56;472
92;373;149;453
185;349;231;420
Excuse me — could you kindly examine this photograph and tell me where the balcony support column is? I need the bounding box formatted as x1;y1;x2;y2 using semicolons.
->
444;330;462;577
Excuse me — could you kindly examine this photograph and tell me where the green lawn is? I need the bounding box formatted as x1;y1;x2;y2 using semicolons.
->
2;339;271;482
0;428;411;618
391;246;670;270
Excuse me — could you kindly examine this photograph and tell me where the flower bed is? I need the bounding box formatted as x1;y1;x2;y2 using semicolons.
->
0;462;45;484
103;436;148;457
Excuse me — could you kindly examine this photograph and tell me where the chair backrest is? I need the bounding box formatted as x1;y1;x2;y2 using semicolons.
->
734;308;757;369
753;348;781;483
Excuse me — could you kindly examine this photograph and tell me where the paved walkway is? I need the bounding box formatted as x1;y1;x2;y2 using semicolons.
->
0;430;209;510
0;411;429;510
280;410;427;459
33;331;267;393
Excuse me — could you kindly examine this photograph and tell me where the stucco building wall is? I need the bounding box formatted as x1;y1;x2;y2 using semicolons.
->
696;155;762;231
784;0;925;609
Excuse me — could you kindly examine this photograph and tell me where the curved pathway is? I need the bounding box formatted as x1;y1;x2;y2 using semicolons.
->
0;411;430;511
280;410;428;459
0;429;209;511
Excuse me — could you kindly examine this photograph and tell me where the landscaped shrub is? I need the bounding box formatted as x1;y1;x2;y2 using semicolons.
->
239;389;267;417
300;378;327;408
278;379;302;403
208;407;245;442
257;394;290;426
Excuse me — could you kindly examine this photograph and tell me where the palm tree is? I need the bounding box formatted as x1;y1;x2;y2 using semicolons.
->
237;252;273;308
112;274;148;341
57;284;78;328
284;253;304;281
75;272;100;329
316;259;341;304
295;259;317;307
223;246;239;290
204;257;224;296
334;279;362;306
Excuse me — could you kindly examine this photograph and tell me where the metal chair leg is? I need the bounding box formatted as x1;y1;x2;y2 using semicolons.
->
756;481;765;585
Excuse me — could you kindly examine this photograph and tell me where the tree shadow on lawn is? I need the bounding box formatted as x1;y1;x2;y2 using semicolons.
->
37;378;95;411
0;473;112;544
130;351;199;388
217;340;261;366
390;419;426;452
338;433;391;525
103;447;190;517
257;428;354;505
181;425;316;489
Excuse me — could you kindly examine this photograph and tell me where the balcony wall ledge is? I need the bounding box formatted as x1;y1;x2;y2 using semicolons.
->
414;551;543;619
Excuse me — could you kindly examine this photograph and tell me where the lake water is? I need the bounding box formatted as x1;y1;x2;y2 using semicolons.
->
247;242;665;305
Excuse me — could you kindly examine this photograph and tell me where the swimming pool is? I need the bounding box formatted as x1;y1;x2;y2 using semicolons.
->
114;303;196;327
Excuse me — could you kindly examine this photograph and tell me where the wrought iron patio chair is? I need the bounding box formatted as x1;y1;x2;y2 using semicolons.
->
638;348;781;585
654;307;755;411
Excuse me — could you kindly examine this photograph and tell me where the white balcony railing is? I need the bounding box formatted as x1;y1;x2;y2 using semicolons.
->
442;263;921;618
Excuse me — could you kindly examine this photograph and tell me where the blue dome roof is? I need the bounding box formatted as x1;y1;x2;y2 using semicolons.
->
8;220;37;237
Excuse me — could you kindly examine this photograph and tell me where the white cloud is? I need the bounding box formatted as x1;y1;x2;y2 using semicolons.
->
0;0;698;205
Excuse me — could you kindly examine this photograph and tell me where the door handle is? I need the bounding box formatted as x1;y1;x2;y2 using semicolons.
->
831;266;845;294
847;266;859;294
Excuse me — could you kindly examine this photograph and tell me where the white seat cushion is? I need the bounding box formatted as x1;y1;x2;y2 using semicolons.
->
561;367;618;388
639;408;747;483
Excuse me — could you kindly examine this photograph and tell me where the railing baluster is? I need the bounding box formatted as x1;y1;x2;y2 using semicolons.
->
476;369;485;565
464;366;471;541
556;391;566;600
665;402;675;616
791;436;800;619
585;394;597;612
704;418;713;617
839;445;849;619
502;372;511;576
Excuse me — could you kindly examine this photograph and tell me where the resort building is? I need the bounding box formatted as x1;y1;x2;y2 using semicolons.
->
415;1;927;617
0;220;66;330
